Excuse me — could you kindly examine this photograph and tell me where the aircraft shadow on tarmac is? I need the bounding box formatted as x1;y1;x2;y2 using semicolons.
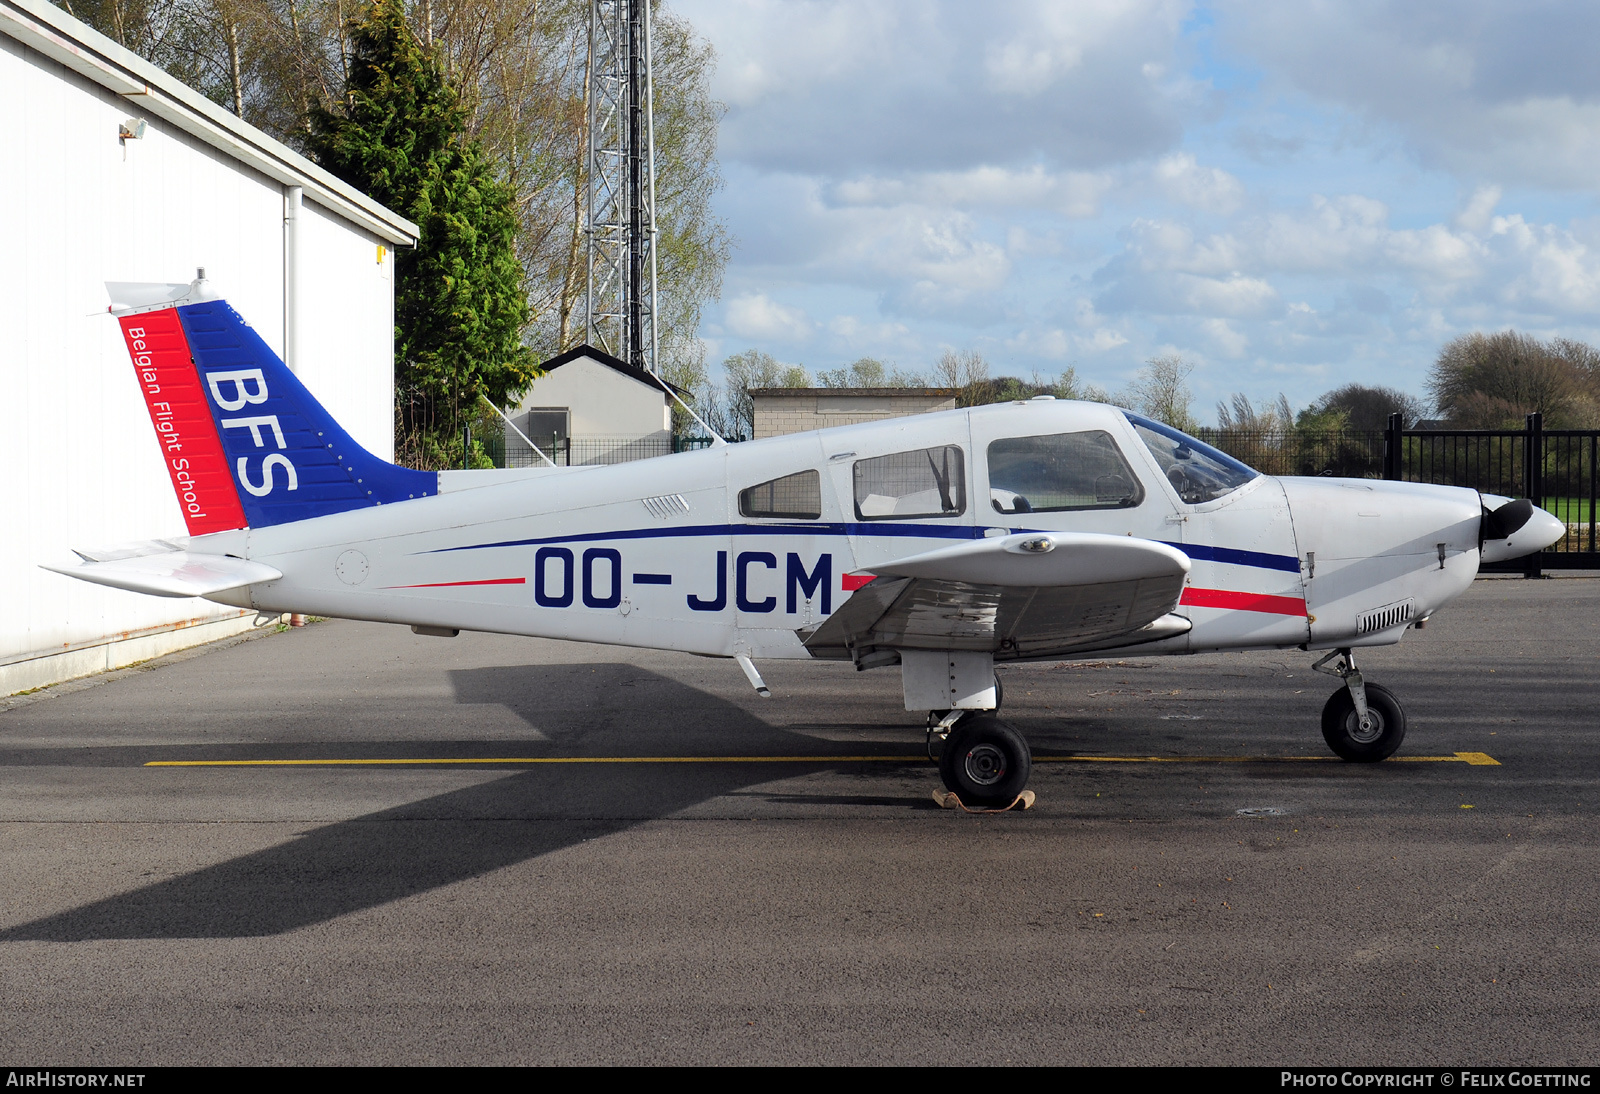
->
0;663;928;943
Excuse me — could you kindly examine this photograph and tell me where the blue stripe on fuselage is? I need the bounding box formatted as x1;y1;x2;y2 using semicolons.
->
423;521;984;553
424;523;1303;575
1156;541;1303;574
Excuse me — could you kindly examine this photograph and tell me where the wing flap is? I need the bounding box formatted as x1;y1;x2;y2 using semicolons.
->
43;549;281;599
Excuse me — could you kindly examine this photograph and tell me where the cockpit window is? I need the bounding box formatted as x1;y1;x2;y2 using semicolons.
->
853;446;966;520
1124;412;1258;504
740;470;821;520
987;431;1143;514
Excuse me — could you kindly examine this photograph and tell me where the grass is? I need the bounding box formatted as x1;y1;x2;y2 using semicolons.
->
1540;497;1598;525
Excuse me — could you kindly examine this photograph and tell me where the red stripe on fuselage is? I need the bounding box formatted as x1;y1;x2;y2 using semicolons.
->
841;573;875;591
382;578;528;589
119;310;246;536
1180;587;1308;616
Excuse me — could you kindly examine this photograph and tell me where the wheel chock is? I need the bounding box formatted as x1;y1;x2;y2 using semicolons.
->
932;789;1036;813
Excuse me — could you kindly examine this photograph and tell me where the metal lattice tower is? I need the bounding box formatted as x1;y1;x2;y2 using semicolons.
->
586;0;660;374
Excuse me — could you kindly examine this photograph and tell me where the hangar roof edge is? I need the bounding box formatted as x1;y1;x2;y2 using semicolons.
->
0;0;420;246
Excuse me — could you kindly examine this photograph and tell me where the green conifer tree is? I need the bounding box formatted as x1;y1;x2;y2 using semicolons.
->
304;0;534;468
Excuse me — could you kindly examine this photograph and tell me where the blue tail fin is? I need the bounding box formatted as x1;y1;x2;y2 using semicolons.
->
171;299;436;528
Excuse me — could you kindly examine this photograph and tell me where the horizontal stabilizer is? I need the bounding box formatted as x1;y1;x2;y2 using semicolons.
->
43;550;281;599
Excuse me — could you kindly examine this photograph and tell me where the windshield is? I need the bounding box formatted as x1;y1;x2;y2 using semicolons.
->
1123;412;1259;504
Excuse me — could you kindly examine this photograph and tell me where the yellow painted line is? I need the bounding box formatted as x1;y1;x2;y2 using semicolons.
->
144;750;1499;768
1030;751;1491;767
144;756;921;767
1036;755;1335;763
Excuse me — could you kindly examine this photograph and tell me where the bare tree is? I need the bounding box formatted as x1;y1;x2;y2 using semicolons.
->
1428;331;1595;428
932;349;993;406
1215;392;1294;431
1125;353;1197;432
816;357;925;388
58;0;730;385
716;349;809;440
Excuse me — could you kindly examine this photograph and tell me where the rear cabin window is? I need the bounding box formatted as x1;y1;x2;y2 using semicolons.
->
987;431;1144;514
853;446;966;520
740;470;822;519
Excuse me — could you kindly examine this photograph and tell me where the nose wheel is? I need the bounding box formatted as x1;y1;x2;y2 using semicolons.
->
1313;648;1407;761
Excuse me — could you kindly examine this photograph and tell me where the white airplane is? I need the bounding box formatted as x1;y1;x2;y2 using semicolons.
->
51;277;1567;808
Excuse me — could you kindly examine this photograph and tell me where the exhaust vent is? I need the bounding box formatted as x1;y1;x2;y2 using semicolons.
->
641;493;690;519
1357;598;1414;635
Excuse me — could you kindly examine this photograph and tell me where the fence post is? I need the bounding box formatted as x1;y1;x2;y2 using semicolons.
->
1383;413;1402;480
1525;412;1543;579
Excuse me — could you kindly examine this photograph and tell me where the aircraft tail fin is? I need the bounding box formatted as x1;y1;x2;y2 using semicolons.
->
111;277;436;534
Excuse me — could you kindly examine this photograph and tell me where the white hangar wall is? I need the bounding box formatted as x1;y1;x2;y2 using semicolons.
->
0;0;416;695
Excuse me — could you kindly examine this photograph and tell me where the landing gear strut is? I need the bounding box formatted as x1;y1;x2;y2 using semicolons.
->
1313;648;1407;761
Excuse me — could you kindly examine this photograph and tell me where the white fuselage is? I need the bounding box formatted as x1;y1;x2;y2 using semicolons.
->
198;400;1484;660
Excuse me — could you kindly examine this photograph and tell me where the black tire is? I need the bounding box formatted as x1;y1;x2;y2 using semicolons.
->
938;714;1032;806
1321;683;1406;762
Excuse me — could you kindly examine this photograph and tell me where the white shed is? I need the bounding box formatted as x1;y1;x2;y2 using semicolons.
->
503;344;683;466
0;0;419;694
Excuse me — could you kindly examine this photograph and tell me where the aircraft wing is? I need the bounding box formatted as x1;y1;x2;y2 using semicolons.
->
43;541;281;599
802;532;1191;663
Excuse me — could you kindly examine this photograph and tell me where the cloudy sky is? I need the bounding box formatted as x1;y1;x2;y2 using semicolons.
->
670;0;1600;423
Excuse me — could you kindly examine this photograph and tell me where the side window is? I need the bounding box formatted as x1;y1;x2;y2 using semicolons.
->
523;408;569;444
987;431;1144;514
853;446;966;520
740;470;822;519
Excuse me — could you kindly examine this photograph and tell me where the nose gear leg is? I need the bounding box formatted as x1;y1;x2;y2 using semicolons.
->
1313;647;1372;733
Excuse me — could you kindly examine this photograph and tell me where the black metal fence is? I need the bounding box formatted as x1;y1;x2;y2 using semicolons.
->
500;433;716;468
1200;413;1600;574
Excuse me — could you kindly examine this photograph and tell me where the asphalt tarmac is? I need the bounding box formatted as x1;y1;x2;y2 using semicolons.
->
0;576;1597;1065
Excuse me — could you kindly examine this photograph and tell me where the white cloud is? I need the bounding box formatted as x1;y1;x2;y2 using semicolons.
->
1200;318;1250;358
832;166;1112;218
724;293;814;342
1455;185;1502;233
1004;328;1074;359
679;0;1188;173
1080;328;1130;353
679;1;1600;417
1153;153;1245;214
1213;0;1600;189
826;314;915;350
1489;215;1600;314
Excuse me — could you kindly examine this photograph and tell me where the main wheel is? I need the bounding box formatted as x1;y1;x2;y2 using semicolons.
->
1321;683;1406;762
938;714;1032;806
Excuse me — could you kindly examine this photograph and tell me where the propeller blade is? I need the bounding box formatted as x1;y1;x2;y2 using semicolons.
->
1482;498;1534;541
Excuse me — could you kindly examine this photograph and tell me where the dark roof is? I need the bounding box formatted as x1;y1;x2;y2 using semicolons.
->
538;343;689;397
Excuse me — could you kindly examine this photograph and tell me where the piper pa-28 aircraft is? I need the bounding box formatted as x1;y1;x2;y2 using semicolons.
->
52;276;1567;808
